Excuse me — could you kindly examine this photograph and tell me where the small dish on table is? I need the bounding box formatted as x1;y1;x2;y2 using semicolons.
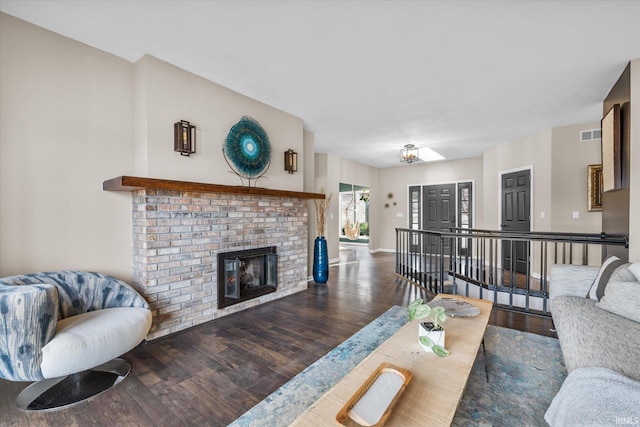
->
429;296;480;317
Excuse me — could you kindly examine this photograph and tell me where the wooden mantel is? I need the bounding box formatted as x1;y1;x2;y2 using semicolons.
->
103;176;326;200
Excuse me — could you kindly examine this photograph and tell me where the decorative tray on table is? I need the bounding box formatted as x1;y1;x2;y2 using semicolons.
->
428;297;481;317
336;362;412;427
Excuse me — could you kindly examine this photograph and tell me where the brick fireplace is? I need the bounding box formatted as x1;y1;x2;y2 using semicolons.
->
104;176;324;340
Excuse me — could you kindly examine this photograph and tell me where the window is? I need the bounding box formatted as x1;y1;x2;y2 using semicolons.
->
339;183;369;242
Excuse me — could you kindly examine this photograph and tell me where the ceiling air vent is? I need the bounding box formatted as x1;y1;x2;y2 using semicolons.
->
580;129;601;142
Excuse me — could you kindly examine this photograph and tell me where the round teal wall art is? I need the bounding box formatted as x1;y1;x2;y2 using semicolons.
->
223;116;271;185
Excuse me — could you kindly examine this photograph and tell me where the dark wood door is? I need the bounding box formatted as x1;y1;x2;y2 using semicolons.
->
423;184;455;255
501;170;531;274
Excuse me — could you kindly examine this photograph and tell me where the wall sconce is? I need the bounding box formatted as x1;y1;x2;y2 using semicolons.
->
284;149;298;173
174;120;196;156
400;144;419;164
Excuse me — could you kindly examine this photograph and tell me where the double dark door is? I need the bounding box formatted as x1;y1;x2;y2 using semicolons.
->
409;183;472;255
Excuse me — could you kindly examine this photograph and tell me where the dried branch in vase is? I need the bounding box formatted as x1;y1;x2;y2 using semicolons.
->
314;191;332;237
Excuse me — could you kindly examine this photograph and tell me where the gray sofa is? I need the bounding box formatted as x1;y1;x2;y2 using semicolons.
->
545;262;640;426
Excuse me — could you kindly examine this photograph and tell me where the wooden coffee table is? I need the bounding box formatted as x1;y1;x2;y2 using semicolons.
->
291;295;493;426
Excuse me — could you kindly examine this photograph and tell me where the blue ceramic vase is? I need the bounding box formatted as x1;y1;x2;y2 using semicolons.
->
313;236;329;284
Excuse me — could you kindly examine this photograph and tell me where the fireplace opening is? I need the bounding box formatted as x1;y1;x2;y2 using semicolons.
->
217;246;278;309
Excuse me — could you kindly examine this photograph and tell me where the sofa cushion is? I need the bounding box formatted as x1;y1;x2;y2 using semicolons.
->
552;295;640;382
549;264;600;306
597;280;640;323
545;367;640;427
610;263;636;282
587;256;624;300
40;306;152;378
628;262;640;281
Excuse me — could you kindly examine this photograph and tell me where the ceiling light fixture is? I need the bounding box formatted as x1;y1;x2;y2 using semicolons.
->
400;144;419;164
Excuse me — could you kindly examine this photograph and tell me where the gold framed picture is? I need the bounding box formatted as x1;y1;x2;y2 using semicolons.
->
588;164;603;212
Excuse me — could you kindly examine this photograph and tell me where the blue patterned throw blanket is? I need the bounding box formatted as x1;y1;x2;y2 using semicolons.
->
0;271;149;381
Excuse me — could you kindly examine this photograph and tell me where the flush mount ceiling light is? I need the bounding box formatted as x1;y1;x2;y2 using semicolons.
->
400;144;445;164
400;144;419;164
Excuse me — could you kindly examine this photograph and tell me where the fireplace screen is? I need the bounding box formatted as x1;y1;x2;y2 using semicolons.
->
218;247;277;308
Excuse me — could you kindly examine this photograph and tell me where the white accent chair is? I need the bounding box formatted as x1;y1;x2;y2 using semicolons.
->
0;271;152;410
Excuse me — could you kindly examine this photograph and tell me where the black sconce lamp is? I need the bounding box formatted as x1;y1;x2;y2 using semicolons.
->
174;120;196;156
284;149;298;174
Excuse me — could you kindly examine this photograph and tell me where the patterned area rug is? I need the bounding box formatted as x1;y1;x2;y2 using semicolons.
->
452;325;567;426
229;305;566;427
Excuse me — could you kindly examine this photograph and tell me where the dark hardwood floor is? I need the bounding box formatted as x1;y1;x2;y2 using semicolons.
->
0;246;554;426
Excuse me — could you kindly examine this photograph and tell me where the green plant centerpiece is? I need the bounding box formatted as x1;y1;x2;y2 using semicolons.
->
408;298;450;357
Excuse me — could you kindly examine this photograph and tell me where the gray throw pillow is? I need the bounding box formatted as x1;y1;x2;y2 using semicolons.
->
629;262;640;281
610;262;635;282
596;280;640;323
587;256;625;300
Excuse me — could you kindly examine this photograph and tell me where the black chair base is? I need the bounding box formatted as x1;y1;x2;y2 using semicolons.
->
16;358;131;411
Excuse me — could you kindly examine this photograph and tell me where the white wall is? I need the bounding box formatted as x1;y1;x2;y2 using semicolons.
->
550;123;602;232
325;154;342;261
134;55;305;191
0;14;309;280
0;13;134;279
303;130;316;273
629;58;640;262
482;129;552;232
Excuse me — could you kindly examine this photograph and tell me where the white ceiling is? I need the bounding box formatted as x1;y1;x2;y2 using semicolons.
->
2;1;640;168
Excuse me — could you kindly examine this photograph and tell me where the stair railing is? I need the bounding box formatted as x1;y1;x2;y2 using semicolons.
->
396;227;628;315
